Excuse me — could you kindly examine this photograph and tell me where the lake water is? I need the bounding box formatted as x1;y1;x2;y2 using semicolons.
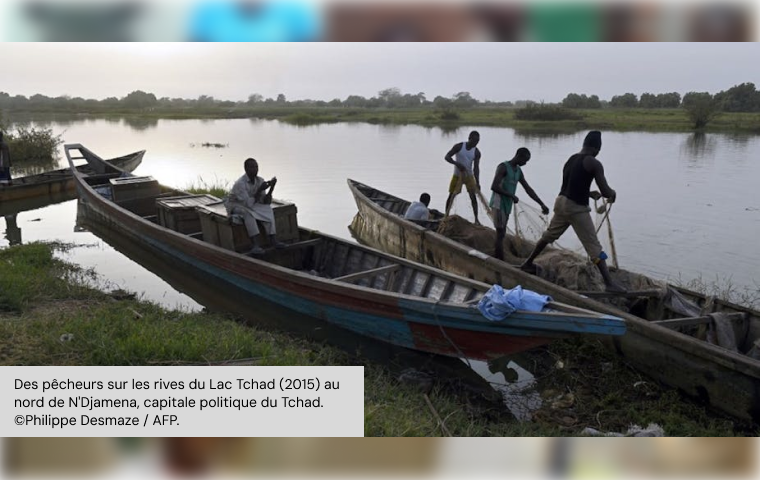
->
3;117;758;299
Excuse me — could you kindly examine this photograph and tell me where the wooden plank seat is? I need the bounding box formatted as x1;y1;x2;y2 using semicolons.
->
653;312;747;329
577;289;662;299
335;264;402;283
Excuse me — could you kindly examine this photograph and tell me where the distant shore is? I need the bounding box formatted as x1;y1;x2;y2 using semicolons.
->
5;107;760;134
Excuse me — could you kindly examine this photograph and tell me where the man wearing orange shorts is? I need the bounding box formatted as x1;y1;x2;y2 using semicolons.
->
444;130;482;225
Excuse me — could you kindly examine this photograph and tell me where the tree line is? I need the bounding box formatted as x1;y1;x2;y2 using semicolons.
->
1;82;758;114
562;83;760;112
0;88;512;113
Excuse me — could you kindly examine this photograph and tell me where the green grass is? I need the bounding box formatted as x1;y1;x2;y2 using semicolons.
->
185;177;230;199
0;242;754;436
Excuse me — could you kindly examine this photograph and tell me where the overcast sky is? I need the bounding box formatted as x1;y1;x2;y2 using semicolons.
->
2;43;758;102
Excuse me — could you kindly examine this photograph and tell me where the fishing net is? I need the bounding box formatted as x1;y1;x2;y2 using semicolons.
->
437;203;664;296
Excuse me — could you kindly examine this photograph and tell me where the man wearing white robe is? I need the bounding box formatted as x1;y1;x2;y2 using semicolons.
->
224;158;286;255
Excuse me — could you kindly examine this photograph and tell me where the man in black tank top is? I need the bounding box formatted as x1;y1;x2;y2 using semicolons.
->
520;131;625;293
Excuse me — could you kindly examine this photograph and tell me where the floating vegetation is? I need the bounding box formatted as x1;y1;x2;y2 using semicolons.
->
189;142;229;149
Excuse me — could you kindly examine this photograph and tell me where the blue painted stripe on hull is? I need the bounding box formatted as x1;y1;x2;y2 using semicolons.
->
136;229;623;343
137;233;420;350
397;299;626;336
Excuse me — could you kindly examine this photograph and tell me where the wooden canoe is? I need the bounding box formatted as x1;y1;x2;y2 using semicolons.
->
348;179;760;424
0;149;144;203
65;143;624;362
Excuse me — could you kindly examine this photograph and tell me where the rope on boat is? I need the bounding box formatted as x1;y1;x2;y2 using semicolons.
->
516;198;620;268
433;300;472;370
594;200;618;268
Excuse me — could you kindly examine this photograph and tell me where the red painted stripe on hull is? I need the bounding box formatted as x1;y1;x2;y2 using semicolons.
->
409;322;551;361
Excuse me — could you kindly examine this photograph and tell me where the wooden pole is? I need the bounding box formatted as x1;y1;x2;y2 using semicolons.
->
607;208;619;269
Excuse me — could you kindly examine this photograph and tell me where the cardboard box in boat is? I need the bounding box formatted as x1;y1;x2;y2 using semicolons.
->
196;200;298;252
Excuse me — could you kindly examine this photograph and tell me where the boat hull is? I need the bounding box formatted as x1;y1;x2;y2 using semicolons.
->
0;151;144;203
78;195;560;361
349;179;760;423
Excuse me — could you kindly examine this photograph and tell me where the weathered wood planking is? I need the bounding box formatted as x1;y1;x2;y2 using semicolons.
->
348;178;760;424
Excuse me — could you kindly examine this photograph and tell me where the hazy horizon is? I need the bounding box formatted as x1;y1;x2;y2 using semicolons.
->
2;43;759;103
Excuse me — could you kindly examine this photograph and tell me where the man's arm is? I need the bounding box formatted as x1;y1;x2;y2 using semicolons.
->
584;156;616;202
519;175;550;214
444;143;465;172
474;149;481;188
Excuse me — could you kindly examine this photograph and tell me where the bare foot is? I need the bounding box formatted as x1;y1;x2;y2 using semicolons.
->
520;262;538;274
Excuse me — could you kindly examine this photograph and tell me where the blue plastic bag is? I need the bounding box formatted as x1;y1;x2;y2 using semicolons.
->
477;285;552;321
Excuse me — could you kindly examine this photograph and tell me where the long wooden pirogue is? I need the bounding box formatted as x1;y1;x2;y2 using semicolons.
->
1;150;144;203
348;178;760;424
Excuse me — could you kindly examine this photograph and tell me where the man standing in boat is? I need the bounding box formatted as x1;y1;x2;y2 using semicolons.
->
489;147;550;261
444;130;482;225
0;132;11;185
520;131;625;293
225;158;286;255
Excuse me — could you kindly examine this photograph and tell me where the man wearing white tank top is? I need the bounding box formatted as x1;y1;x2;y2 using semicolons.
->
444;130;482;224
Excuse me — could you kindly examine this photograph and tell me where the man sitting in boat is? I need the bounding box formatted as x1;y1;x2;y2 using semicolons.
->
520;131;626;293
0;132;11;186
444;130;482;225
489;147;550;261
404;193;431;221
224;158;286;255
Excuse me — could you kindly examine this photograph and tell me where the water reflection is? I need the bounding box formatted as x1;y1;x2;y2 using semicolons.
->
3;214;22;245
437;124;462;136
680;132;717;161
512;129;578;141
0;190;76;217
9;156;59;177
122;116;159;131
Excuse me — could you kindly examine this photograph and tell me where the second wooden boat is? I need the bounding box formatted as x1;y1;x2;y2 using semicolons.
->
348;178;760;424
0;149;144;203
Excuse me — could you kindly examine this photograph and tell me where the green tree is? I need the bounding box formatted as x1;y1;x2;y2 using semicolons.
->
344;95;368;108
715;83;760;112
247;94;263;105
683;92;721;129
121;90;157;109
453;91;477;108
656;92;681;108
610;93;638;108
639;93;658;109
377;88;402;108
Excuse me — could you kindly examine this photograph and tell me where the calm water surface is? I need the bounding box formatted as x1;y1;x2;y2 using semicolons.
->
3;117;758;298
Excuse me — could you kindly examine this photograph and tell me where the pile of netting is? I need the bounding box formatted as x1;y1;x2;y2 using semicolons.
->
436;214;664;295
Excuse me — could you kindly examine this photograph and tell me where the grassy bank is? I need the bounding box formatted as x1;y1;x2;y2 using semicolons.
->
6;107;760;134
0;243;752;436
